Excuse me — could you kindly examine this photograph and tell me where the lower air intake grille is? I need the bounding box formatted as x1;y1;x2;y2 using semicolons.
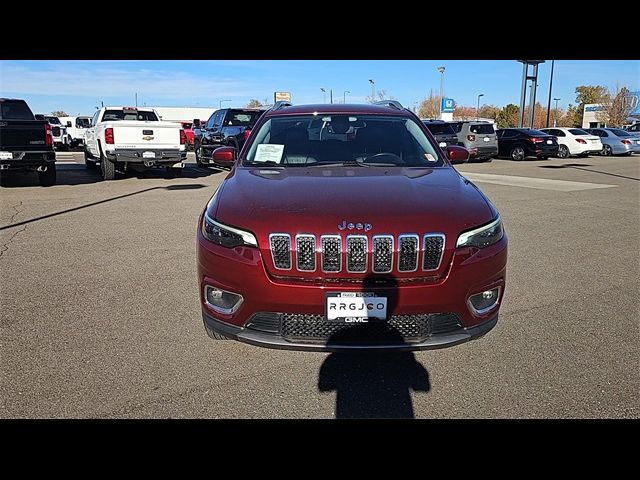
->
280;313;462;345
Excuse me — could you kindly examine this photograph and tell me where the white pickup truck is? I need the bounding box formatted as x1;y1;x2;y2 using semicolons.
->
84;106;187;180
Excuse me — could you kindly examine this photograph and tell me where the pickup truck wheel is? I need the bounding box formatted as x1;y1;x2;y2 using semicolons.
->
38;164;56;186
100;153;116;180
84;149;97;169
195;147;203;167
204;323;230;340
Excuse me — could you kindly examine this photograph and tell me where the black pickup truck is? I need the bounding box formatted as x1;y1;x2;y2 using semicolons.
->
193;108;265;167
0;98;56;186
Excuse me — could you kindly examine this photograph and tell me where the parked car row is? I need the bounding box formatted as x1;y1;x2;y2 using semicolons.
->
421;119;639;161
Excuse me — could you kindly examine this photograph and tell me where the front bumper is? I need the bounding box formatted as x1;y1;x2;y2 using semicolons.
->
203;309;498;352
197;226;508;351
104;148;187;165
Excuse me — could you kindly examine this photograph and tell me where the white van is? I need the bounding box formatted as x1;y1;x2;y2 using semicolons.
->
59;116;92;148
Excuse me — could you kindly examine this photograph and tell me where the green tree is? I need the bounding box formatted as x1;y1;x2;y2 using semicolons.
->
572;85;609;127
51;110;68;117
496;104;519;128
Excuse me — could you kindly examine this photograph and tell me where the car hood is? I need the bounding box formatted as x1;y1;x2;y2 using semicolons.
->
212;166;496;241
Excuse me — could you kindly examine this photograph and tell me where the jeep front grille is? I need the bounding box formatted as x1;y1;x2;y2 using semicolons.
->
269;234;291;270
423;234;445;270
270;232;446;274
398;235;419;272
321;235;341;272
295;235;316;272
346;236;367;272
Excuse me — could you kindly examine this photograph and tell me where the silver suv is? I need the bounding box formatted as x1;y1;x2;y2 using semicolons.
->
449;121;498;162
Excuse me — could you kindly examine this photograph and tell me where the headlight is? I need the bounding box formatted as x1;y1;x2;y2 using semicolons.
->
202;213;257;248
456;215;503;248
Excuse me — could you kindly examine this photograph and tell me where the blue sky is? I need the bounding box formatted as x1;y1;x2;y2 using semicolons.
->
1;60;637;115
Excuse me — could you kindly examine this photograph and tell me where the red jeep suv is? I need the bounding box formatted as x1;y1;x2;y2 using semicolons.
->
197;101;508;351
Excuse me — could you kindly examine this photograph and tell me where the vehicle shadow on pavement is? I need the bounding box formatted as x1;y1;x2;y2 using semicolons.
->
0;184;207;231
539;163;640;181
317;275;430;419
0;165;103;188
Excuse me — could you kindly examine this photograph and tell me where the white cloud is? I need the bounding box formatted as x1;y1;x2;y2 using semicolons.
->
0;63;260;100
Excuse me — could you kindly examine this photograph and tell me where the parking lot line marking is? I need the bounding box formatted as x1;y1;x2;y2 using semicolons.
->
462;173;617;192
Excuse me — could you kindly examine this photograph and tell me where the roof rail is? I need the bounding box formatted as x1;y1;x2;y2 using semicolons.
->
271;101;293;112
373;100;404;110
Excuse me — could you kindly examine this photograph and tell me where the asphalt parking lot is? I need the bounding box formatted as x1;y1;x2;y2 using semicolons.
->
1;152;638;418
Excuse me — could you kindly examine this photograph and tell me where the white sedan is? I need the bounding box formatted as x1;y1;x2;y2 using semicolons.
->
540;128;602;159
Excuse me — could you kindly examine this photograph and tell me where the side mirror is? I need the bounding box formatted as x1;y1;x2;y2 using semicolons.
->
66;121;72;127
447;145;469;165
212;146;236;166
193;118;201;128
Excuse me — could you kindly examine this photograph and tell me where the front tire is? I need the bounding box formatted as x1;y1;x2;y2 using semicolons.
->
84;149;97;169
510;146;525;161
204;323;230;340
38;164;56;186
557;145;569;159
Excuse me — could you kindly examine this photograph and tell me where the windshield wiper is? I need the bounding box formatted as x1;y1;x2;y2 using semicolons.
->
244;161;284;167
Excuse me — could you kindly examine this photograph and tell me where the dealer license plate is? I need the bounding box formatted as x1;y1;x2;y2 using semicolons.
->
142;151;155;158
546;140;552;144
326;292;387;322
0;151;13;160
483;137;490;142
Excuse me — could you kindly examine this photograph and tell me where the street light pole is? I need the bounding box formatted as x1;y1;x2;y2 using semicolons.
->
320;87;326;104
437;66;446;99
477;93;484;120
553;97;561;127
343;90;350;104
368;79;375;103
219;99;231;109
330;89;333;104
545;59;555;128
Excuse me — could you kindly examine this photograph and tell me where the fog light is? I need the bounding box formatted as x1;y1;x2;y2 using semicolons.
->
204;286;243;315
468;287;501;315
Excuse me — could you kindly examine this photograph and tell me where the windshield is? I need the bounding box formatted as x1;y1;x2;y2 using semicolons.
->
224;110;263;127
608;128;631;137
243;114;443;168
0;101;34;120
102;109;159;122
45;116;61;124
424;122;456;135
76;117;91;128
469;123;495;134
569;128;590;136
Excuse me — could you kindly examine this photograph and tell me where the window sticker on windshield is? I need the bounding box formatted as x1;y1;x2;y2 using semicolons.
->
254;144;284;163
424;153;436;162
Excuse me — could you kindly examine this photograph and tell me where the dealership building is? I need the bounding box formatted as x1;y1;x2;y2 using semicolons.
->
581;90;640;128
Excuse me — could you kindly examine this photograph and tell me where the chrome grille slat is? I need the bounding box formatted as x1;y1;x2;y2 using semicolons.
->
269;233;291;270
398;235;419;272
321;235;342;272
295;234;316;272
423;234;445;271
346;235;368;273
372;235;393;273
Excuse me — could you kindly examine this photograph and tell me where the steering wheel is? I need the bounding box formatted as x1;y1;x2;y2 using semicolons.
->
363;152;404;165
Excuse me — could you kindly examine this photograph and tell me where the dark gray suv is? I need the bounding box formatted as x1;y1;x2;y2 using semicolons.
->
449;121;498;162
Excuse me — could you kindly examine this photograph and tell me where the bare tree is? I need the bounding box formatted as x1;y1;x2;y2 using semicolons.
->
246;99;264;108
596;86;633;127
417;90;441;119
365;90;392;104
